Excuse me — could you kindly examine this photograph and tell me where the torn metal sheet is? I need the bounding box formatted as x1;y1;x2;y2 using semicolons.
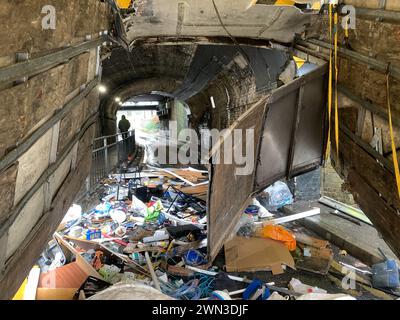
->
208;65;328;261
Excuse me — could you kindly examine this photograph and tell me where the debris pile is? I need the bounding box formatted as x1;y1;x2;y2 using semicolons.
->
23;172;400;301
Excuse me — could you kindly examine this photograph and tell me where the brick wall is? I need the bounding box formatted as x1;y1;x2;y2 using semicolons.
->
288;161;356;206
321;159;356;205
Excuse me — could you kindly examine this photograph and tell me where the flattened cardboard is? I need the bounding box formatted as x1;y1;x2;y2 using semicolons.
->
225;236;296;275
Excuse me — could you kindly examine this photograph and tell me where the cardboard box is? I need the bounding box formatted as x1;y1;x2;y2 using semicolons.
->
225;236;295;275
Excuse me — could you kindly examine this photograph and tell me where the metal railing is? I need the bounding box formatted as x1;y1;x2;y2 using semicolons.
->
89;130;136;191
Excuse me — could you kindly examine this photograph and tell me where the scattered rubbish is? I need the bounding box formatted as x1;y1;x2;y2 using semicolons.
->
143;229;169;243
23;267;41;301
69;226;84;238
76;276;111;299
34;161;389;301
289;278;327;295
243;279;270;300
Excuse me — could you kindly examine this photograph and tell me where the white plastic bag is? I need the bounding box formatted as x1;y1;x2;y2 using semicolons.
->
289;278;327;295
252;198;273;218
130;195;148;217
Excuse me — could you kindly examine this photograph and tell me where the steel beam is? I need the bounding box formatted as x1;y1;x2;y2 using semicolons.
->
0;36;106;85
355;7;400;23
297;38;400;80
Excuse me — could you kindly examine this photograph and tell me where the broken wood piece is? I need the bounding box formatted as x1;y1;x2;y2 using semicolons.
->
293;232;329;249
330;260;371;286
297;243;333;260
175;184;208;196
145;251;161;292
166;264;195;277
156;168;208;187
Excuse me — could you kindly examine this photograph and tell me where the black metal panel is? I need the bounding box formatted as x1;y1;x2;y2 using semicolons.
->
255;90;298;188
255;65;328;191
291;76;327;174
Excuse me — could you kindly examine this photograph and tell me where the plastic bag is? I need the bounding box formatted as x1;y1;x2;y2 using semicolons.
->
252;198;273;218
261;181;293;211
289;278;327;295
260;225;297;251
131;195;148;217
145;200;164;222
235;214;256;238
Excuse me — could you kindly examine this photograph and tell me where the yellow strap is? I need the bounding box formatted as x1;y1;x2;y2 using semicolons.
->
344;21;349;39
386;74;400;199
334;10;339;159
325;4;334;160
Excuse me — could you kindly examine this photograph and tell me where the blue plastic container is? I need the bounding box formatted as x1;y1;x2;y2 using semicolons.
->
86;229;102;241
372;260;400;289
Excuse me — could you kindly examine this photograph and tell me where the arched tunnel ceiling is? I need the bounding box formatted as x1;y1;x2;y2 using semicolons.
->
124;0;318;46
100;0;317;134
100;43;289;133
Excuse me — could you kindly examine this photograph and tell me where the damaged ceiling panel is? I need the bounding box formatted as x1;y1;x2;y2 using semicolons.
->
208;64;328;261
125;0;317;46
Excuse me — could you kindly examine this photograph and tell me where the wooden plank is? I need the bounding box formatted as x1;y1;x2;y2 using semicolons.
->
293;232;329;249
54;234;102;281
348;169;400;258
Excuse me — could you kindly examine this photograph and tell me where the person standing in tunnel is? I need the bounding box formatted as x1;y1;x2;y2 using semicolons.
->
118;115;131;140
